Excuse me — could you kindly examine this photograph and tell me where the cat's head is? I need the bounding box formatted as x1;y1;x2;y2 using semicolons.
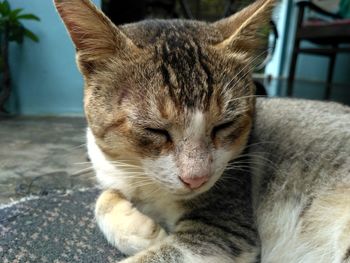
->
55;0;275;199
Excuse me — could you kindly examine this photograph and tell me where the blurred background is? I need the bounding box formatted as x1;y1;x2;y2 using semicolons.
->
0;0;349;203
1;0;349;116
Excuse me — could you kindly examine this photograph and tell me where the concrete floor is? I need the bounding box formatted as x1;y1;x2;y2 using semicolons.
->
0;117;96;205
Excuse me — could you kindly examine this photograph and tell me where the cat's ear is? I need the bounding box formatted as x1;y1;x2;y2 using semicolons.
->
213;0;275;54
54;0;137;62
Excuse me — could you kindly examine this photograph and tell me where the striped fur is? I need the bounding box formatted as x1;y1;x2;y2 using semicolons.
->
54;0;350;262
252;98;350;263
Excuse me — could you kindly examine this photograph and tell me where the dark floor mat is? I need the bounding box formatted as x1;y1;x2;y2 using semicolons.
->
0;188;125;263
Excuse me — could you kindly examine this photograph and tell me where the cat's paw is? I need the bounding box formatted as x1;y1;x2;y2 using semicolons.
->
95;190;168;255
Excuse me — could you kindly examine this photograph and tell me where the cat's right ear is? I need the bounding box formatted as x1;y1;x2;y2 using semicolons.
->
213;0;276;55
54;0;137;63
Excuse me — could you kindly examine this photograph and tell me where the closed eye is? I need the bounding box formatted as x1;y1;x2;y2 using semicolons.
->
145;128;172;142
211;121;234;138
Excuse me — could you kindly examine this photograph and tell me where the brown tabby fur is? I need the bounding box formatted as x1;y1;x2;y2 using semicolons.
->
54;0;350;262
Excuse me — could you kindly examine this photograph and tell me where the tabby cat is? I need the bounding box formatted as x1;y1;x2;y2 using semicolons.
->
54;0;350;262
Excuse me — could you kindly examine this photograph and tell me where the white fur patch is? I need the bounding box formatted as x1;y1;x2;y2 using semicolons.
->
258;190;350;263
87;129;135;198
141;155;182;190
185;111;205;141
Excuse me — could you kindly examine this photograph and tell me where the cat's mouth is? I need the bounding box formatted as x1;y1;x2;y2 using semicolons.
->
168;174;221;199
179;175;209;190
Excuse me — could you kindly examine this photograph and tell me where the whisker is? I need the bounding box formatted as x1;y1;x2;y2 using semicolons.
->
225;94;267;104
74;161;92;165
67;143;87;151
222;49;270;94
244;141;276;149
72;166;94;174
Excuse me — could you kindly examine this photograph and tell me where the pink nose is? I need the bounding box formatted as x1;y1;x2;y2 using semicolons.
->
180;176;209;189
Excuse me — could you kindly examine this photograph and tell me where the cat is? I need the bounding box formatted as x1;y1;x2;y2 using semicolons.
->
54;0;350;262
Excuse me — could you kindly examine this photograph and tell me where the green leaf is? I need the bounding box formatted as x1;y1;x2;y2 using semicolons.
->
0;4;4;16
0;55;4;72
2;0;10;14
17;14;40;21
4;1;10;10
0;19;5;28
8;25;24;44
9;8;23;20
0;1;40;44
24;28;39;42
0;2;9;16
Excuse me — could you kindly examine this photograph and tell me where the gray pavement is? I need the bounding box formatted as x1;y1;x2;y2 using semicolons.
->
0;188;125;262
0;116;96;205
0;118;125;261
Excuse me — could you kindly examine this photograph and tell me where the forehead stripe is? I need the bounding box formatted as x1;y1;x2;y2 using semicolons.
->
158;33;213;109
185;111;205;141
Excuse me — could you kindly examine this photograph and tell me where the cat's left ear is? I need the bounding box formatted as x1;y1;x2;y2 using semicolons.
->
54;0;138;63
213;0;276;54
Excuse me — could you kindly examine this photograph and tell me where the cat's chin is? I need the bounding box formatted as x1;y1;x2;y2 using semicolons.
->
167;177;219;200
171;190;208;200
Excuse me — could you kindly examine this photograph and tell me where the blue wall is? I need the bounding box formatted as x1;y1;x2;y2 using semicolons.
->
8;0;101;115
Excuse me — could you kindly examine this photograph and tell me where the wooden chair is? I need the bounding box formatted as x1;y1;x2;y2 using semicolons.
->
287;0;350;99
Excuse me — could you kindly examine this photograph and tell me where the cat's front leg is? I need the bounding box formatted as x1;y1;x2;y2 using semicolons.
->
118;241;257;263
95;189;168;255
118;224;259;263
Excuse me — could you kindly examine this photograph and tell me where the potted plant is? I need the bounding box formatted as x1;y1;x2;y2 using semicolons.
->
0;0;40;115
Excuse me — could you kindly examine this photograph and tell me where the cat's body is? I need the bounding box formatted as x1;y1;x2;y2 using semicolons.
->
90;127;259;261
90;98;350;263
54;0;350;262
252;98;350;263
